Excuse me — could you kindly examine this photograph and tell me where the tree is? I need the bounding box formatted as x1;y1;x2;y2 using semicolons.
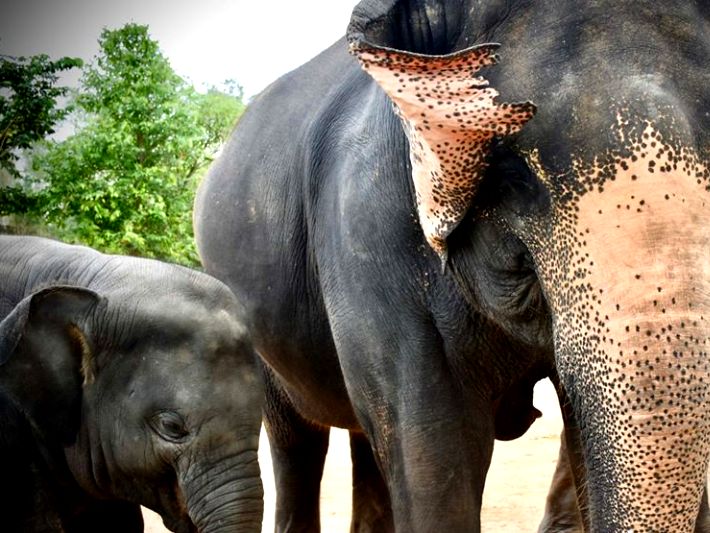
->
188;83;245;177
28;24;244;265
0;53;82;215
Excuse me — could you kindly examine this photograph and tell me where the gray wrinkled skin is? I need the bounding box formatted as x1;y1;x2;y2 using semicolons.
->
0;235;264;533
195;1;709;531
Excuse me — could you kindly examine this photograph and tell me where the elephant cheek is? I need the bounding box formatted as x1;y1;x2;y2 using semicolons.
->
534;127;710;530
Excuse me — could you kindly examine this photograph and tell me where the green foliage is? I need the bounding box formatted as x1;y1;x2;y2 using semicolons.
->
0;184;39;216
27;23;244;265
0;53;81;214
0;53;82;175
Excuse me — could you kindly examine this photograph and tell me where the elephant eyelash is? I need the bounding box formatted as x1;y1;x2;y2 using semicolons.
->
148;410;191;443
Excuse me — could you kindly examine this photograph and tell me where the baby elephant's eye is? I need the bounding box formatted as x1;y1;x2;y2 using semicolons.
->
149;410;190;443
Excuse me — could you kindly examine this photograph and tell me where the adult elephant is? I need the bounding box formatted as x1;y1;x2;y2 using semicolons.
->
195;0;709;531
0;236;263;533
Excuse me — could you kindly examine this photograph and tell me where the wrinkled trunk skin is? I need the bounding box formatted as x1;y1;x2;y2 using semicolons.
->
182;448;263;533
527;120;710;530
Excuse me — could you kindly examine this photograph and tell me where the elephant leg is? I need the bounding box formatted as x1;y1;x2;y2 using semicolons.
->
349;431;394;533
351;375;493;532
538;431;583;533
333;319;494;532
552;372;591;531
263;369;330;533
695;485;710;533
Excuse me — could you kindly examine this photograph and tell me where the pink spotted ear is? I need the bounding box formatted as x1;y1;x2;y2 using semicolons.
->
350;41;536;266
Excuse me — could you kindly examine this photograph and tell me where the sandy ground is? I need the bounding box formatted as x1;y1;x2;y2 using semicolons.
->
143;378;563;532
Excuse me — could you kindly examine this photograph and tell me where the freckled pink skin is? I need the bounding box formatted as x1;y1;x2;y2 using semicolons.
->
354;43;535;262
531;127;709;530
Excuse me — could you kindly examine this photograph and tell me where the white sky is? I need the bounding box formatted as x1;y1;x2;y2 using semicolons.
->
0;0;359;98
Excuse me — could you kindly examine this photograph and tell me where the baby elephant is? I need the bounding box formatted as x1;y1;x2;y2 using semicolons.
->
0;236;264;533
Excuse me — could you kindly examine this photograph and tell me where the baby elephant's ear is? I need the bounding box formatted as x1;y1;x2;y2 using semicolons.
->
0;286;101;443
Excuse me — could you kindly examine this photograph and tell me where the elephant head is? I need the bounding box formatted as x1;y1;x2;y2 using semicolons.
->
348;0;709;530
0;282;264;532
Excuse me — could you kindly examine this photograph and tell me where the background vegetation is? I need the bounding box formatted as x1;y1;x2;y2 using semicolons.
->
0;23;244;266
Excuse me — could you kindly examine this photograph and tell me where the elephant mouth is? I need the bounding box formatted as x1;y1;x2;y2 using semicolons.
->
147;483;198;533
160;510;198;533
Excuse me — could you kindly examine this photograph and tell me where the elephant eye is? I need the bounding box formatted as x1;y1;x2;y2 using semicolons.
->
149;410;190;443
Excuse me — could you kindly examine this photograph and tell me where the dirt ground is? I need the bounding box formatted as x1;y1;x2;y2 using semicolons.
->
143;378;563;532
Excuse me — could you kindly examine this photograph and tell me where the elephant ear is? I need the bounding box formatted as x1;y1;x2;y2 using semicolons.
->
347;0;536;267
0;286;101;444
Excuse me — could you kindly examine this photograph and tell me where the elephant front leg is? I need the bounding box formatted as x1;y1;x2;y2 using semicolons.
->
350;430;393;533
340;338;495;532
695;487;710;533
362;386;493;532
538;432;584;533
263;371;330;533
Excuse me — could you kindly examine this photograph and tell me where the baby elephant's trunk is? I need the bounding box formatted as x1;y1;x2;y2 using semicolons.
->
182;446;263;533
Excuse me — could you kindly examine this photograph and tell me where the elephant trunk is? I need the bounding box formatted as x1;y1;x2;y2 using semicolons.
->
554;252;709;530
182;447;263;533
534;122;710;530
574;315;709;531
